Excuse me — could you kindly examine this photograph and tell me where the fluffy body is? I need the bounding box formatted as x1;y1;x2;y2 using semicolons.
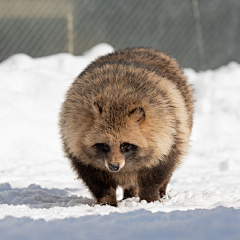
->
59;47;194;206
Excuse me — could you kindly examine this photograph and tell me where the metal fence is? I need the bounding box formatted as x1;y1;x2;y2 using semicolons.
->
0;0;239;70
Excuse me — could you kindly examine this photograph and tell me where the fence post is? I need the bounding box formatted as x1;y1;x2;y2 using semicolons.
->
192;0;206;70
67;0;74;54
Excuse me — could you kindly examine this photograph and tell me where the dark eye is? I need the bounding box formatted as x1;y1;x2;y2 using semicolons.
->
120;143;137;153
93;143;110;153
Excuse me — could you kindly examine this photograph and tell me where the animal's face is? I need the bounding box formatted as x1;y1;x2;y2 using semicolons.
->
82;99;150;172
92;141;139;172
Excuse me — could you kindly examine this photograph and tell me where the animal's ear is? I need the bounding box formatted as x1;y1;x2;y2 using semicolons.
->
128;107;145;122
92;101;102;114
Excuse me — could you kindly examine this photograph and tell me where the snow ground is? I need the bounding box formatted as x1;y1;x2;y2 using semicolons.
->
0;43;240;238
1;207;240;240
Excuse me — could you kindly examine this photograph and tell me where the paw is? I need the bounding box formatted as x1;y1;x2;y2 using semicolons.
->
139;194;161;203
140;198;161;203
93;201;118;207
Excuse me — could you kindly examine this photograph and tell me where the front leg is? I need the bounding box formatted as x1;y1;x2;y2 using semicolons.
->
85;173;118;206
137;164;173;202
94;184;117;207
123;186;138;200
138;181;161;202
71;160;118;206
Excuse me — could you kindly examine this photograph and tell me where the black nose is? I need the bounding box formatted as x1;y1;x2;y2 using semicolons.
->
108;163;120;172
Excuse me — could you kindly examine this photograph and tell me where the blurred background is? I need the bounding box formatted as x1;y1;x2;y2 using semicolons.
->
0;0;239;71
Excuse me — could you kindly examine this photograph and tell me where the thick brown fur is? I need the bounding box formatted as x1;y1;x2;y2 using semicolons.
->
59;47;194;206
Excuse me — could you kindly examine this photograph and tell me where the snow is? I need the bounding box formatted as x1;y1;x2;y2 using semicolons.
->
1;207;240;240
0;43;240;238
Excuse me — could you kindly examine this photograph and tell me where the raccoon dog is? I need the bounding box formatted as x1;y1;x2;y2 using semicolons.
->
59;47;194;206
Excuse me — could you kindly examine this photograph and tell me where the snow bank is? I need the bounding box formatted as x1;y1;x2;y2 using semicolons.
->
1;207;240;240
0;44;240;221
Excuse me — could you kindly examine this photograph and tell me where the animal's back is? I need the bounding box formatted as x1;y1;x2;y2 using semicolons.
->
80;47;194;129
